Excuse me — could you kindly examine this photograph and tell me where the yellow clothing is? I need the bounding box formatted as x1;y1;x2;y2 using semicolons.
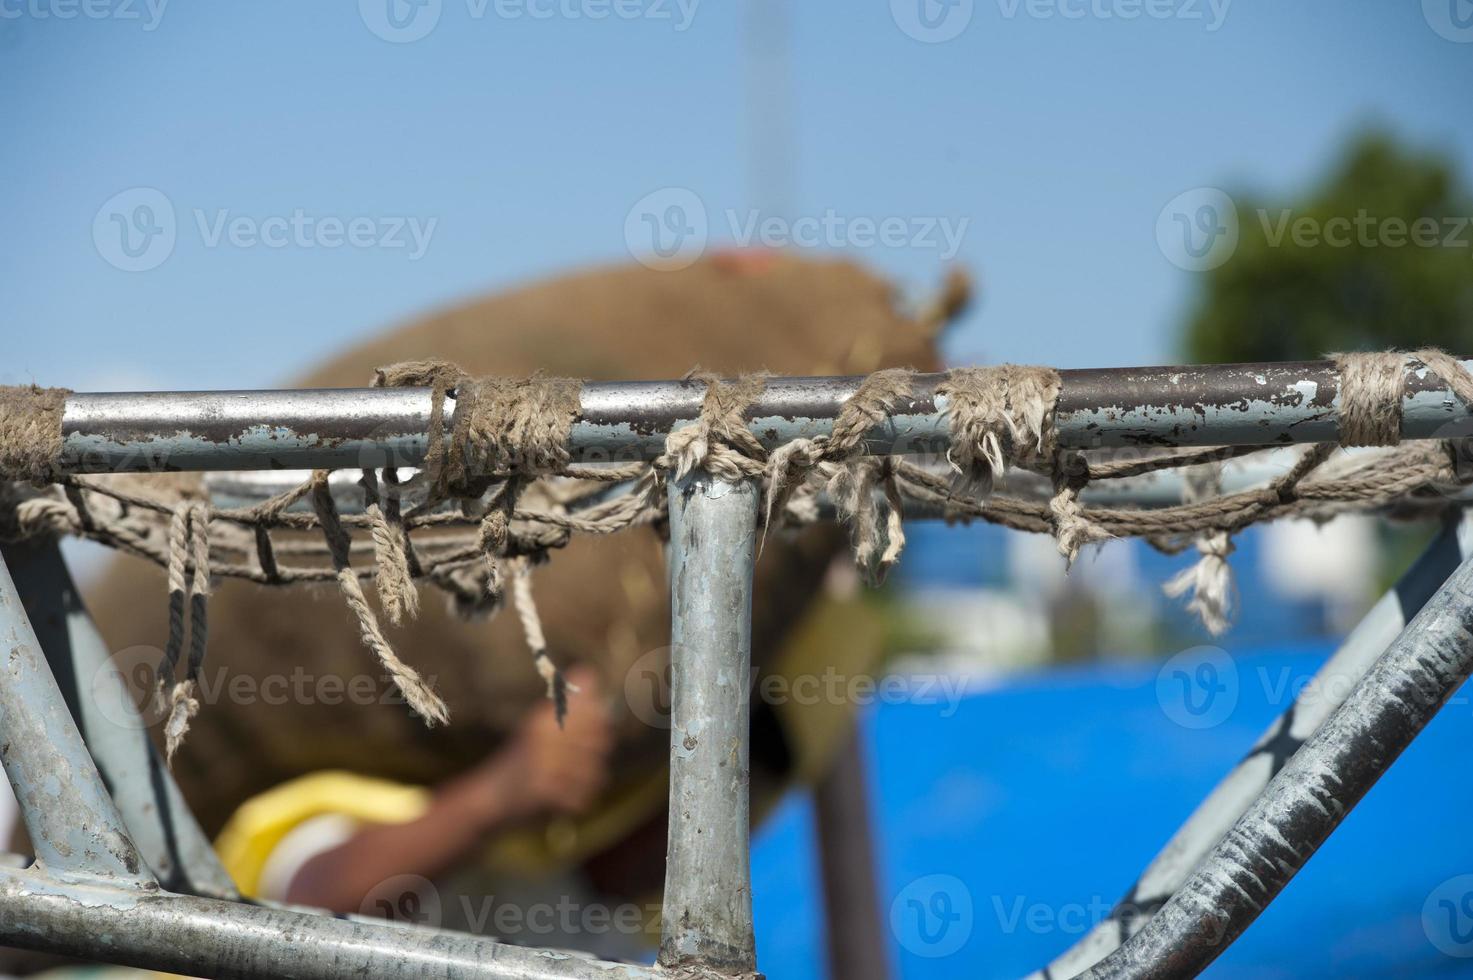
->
215;772;430;898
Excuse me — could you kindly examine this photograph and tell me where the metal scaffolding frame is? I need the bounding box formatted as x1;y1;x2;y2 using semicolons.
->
2;358;1472;979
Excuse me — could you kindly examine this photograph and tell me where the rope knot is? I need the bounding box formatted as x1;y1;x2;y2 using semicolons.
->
763;369;918;536
456;375;584;480
1331;351;1407;447
1331;349;1473;448
373;360;583;502
763;437;824;534
7;494;80;539
658;373;769;483
938;365;1061;495
1049;450;1110;565
1163;531;1236;637
0;384;71;486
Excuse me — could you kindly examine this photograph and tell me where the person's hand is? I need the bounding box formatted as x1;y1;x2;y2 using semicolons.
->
479;666;614;824
286;668;614;912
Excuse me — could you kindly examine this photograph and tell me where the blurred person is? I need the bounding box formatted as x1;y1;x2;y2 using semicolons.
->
78;252;962;958
233;668;612;914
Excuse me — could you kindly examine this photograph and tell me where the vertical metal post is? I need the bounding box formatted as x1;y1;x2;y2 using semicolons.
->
659;470;759;976
0;549;150;883
815;726;889;980
2;539;237;898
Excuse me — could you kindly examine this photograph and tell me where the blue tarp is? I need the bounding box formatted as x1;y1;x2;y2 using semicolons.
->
751;645;1473;978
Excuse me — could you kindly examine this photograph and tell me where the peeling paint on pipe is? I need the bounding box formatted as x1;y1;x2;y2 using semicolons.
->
1;539;239;899
0;551;151;884
55;358;1473;474
1054;359;1473;448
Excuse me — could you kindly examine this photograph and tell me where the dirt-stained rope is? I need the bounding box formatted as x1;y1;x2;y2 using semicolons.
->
1331;351;1406;447
159;501;210;762
360;468;419;626
939;365;1060;494
310;470;448;727
373;360;584;503
0;384;70;486
1162;462;1234;636
765;368;916;576
657;372;769;483
5;351;1473;725
510;556;569;725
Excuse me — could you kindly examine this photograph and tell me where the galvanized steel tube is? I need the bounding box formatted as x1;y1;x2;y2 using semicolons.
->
1034;510;1473;980
0;865;656;980
1;538;239;898
1078;547;1473;980
0;550;150;882
658;470;759;974
52;358;1473;473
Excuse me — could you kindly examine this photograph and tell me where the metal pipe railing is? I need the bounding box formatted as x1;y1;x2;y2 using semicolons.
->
1;538;240;898
0;864;656;980
0;550;664;978
1032;509;1473;979
0;550;152;884
1079;545;1473;979
54;358;1473;474
10;357;1473;979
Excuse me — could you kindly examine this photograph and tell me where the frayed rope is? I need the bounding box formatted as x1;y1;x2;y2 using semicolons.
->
311;470;449;727
6;349;1473;738
159;501;210;763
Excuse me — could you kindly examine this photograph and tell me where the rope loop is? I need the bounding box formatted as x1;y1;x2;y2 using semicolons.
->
6;351;1473;734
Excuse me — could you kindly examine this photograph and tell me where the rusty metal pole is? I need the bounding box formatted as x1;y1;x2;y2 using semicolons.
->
815;726;889;980
50;356;1473;473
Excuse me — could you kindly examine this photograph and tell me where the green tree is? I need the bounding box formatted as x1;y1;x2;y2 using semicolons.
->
1183;133;1473;363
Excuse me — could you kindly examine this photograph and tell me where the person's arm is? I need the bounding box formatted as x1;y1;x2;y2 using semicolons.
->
285;668;612;913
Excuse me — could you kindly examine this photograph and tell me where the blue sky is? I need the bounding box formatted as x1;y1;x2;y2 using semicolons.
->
2;1;1470;392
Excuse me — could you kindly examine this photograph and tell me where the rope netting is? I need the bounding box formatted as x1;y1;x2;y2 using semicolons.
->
3;349;1472;757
